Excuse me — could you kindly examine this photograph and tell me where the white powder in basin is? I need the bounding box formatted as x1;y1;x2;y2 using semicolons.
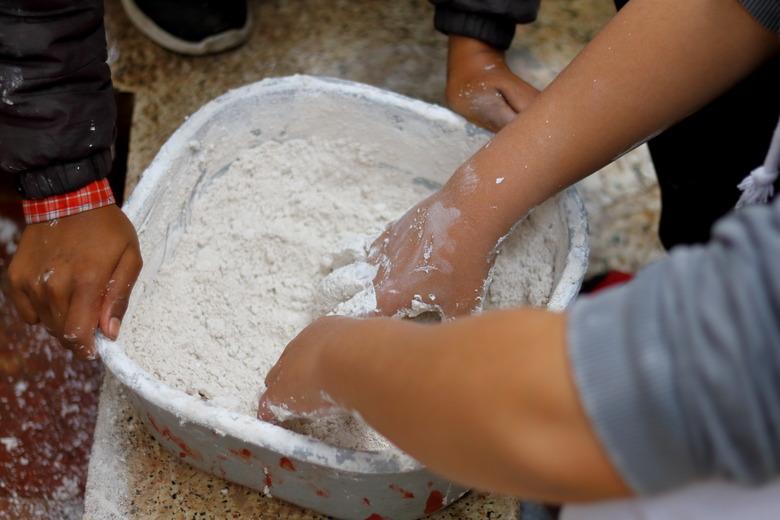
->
124;137;559;451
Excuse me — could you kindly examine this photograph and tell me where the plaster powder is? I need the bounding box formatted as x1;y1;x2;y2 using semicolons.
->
124;137;558;451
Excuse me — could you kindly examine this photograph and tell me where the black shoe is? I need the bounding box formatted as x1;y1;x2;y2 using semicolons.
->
121;0;250;55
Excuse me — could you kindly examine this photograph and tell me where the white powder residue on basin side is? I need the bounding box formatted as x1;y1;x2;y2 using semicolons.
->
123;137;557;452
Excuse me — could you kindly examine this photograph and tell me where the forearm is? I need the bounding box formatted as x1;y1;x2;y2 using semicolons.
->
319;310;628;501
447;0;779;236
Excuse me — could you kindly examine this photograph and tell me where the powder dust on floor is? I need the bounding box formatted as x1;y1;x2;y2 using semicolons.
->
0;204;103;520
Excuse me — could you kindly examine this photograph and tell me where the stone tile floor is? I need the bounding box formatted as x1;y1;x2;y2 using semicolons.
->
0;197;103;520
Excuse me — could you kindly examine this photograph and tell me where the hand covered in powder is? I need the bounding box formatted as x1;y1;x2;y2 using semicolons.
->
446;36;539;132
258;316;354;422
368;191;499;320
319;157;512;320
6;205;142;359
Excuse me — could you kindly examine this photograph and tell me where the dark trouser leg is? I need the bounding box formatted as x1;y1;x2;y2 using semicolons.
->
614;0;780;249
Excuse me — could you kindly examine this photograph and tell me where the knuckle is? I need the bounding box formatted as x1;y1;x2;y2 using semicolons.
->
62;325;93;347
43;273;66;295
61;331;79;346
7;263;25;290
75;269;101;288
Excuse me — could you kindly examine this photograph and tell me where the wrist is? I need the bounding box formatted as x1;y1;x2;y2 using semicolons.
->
439;170;514;248
22;178;115;224
318;318;414;410
447;35;505;80
316;319;369;409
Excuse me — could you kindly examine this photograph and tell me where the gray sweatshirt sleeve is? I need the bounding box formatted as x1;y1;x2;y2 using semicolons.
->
567;197;780;495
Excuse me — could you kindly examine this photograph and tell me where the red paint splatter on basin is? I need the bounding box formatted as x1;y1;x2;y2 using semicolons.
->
279;457;296;471
424;490;444;514
365;515;384;520
146;413;201;460
229;448;252;460
264;472;273;489
362;497;371;506
315;488;329;497
389;483;414;499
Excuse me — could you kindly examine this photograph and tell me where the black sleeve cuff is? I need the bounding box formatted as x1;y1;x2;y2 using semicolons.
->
434;5;518;50
17;149;113;199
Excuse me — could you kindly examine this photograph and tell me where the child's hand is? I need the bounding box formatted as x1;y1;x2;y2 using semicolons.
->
369;190;500;319
258;316;356;422
446;36;539;132
6;205;142;359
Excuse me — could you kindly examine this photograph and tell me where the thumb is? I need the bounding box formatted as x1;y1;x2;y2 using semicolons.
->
99;247;143;340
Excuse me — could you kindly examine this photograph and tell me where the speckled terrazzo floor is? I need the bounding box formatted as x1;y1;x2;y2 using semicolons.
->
85;1;663;518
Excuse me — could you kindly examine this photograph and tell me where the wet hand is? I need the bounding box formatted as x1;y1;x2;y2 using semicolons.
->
369;190;499;320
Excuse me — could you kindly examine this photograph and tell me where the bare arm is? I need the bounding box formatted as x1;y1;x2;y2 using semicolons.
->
261;0;780;501
450;0;780;236
261;310;628;501
263;193;780;501
368;0;780;319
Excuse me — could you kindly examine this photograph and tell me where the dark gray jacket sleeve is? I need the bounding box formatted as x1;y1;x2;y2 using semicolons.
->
568;197;780;495
740;0;780;34
0;0;115;199
430;0;541;49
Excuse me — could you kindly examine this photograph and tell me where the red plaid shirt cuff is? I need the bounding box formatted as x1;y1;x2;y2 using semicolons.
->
22;178;116;224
